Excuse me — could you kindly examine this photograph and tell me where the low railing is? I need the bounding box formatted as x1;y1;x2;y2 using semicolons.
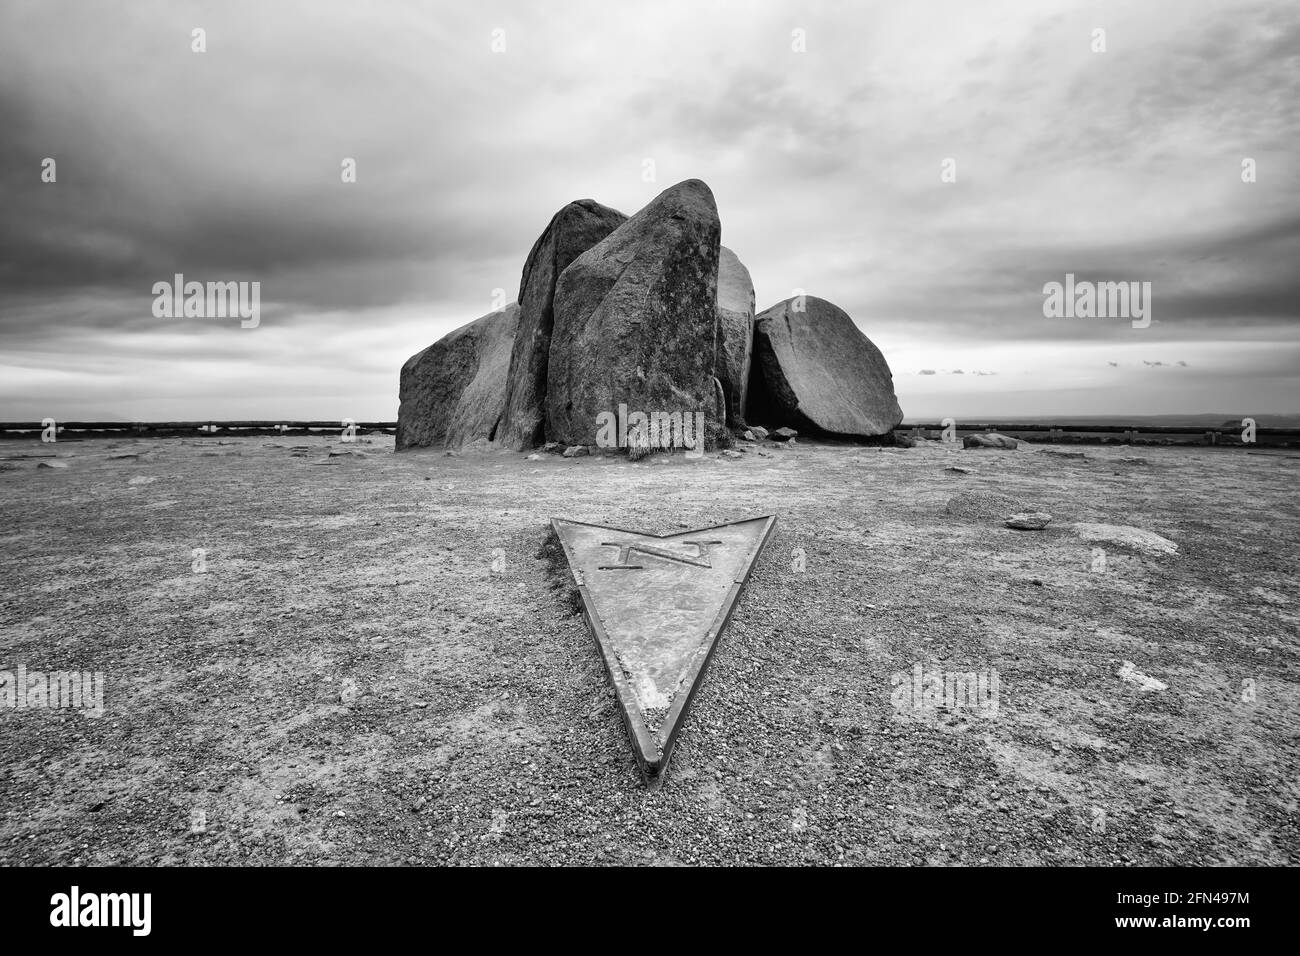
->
894;422;1299;447
2;420;1295;447
0;421;397;438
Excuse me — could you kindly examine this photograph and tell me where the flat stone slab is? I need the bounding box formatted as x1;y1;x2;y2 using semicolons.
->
1117;660;1168;691
964;434;1019;449
551;515;776;782
1072;522;1178;555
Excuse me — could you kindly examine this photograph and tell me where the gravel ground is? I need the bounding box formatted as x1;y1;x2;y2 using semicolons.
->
0;435;1296;866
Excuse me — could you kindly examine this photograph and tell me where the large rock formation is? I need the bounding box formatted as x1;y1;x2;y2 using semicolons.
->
396;303;519;449
716;246;755;427
545;179;722;447
396;178;908;453
498;200;627;449
747;295;903;437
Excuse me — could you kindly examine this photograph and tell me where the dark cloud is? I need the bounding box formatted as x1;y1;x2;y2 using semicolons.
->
1;0;1297;420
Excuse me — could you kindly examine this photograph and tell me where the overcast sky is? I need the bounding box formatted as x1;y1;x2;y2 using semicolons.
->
1;0;1297;423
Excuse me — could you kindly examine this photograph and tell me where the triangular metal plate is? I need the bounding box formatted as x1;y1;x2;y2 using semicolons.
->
551;514;777;783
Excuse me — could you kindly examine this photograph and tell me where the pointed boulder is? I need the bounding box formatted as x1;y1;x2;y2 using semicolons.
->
716;246;755;428
545;179;722;448
499;200;628;449
748;295;903;437
396;304;520;449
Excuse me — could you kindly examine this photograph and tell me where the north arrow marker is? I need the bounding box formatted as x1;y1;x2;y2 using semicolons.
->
551;514;777;783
